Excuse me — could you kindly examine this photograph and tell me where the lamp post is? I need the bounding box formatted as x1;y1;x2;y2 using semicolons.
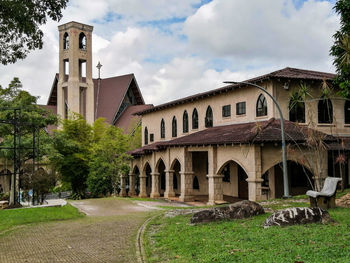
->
223;81;291;198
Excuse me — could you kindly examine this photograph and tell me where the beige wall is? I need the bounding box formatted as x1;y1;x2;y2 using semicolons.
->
141;81;274;146
142;78;350;147
130;141;328;201
57;22;94;124
274;79;349;136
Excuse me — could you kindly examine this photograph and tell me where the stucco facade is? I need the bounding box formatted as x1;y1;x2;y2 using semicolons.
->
127;67;346;204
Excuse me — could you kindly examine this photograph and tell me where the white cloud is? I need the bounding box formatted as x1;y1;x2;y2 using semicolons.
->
0;0;340;107
184;0;339;70
144;57;275;105
105;0;201;21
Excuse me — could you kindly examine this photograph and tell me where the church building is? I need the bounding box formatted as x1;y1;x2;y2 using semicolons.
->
126;67;349;204
44;21;152;132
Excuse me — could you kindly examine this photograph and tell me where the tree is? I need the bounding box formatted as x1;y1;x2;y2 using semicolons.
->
0;77;58;164
50;117;134;198
87;118;132;197
330;0;350;97
0;0;69;65
49;114;93;199
129;124;142;150
21;167;56;204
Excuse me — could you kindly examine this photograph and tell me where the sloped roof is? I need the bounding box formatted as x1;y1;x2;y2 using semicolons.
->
129;118;336;157
46;73;145;125
114;104;153;133
93;74;144;124
136;67;336;116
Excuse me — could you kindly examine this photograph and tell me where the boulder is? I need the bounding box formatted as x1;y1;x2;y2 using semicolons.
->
263;207;333;228
336;193;350;208
190;200;265;224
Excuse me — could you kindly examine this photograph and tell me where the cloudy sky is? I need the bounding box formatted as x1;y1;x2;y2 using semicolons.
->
0;0;340;105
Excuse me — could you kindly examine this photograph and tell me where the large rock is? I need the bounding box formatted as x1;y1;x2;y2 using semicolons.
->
190;200;265;224
263;207;333;228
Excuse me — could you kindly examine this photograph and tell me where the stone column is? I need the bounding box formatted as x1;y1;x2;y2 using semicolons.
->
179;171;194;202
207;174;224;205
247;177;264;201
139;175;147;198
119;175;127;197
129;173;136;196
150;172;160;198
164;170;176;198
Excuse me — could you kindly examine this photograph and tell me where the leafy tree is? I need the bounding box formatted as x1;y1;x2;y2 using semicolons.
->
129;124;142;150
330;0;350;97
0;0;69;65
21;167;56;204
87;118;132;197
49;114;92;199
0;77;58;163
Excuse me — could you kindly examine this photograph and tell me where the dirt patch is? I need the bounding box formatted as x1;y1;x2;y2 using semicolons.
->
70;198;153;216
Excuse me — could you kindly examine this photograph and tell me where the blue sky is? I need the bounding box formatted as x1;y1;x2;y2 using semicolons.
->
0;0;341;105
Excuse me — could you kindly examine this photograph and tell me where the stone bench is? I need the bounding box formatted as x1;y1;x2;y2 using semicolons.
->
306;177;342;209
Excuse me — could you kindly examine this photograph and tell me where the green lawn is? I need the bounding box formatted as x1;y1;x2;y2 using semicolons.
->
145;207;350;263
0;204;83;234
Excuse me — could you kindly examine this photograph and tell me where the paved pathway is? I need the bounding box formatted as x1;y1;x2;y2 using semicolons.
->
0;198;160;263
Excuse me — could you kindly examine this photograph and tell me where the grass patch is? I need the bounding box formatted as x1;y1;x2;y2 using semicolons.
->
0;204;83;234
145;208;350;263
336;188;350;198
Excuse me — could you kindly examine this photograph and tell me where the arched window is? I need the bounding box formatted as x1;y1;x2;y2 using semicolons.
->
172;116;177;137
205;106;213;128
63;32;69;49
318;98;333;124
256;94;267;117
193;176;199;190
160;119;165;139
289;99;305;123
345;101;350;124
183;110;189;133
144;127;148;145
192;108;198;129
79;32;86;50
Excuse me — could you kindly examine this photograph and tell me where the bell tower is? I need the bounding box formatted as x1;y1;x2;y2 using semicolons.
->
57;21;95;124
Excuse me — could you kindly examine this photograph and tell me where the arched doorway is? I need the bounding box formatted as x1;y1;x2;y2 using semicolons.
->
171;160;181;196
133;166;140;195
238;166;248;199
144;163;152;196
157;159;166;196
269;161;314;198
218;160;249;201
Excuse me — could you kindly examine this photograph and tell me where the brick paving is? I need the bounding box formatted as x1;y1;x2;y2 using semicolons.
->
0;198;155;263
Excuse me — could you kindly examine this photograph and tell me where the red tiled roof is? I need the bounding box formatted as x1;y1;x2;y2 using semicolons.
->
128;141;166;156
129;118;336;157
114;104;153;133
94;74;145;124
136;67;336;116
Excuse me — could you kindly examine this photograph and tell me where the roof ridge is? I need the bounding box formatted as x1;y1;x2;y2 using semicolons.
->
93;73;134;81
